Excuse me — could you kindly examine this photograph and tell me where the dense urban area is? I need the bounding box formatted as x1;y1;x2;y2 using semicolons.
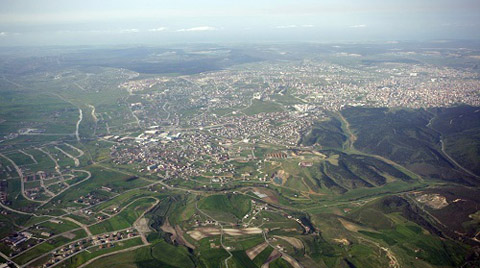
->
0;42;480;268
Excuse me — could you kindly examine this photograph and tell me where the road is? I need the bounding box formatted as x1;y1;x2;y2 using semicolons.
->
63;217;93;237
76;108;83;142
37;147;61;173
336;111;356;151
40;175;55;197
126;94;142;128
0;152;44;204
18;149;37;164
195;201;233;268
357;236;400;268
39;169;91;207
76;244;148;268
87;104;98;123
0;202;38;216
424;113;479;179
262;230;304;268
440;139;479;178
133;197;159;244
64;143;85;157
55;146;80;167
162;102;171;120
22;196;155;268
0;250;20;268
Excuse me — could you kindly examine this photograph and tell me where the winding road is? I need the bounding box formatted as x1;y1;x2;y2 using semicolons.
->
0;152;44;203
76;108;83;142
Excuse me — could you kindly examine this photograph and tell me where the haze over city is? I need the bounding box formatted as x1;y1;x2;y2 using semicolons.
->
0;0;480;45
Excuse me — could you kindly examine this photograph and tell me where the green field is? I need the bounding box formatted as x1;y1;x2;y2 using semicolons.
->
198;194;252;222
90;197;156;235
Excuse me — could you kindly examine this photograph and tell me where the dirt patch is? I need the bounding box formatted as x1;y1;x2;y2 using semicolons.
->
187;227;262;240
338;218;376;233
273;235;304;250
326;154;339;166
252;187;278;204
261;249;282;268
134;217;151;234
338;218;360;232
224;227;262;236
61;232;76;239
415;193;449;209
175;225;195;249
159;220;195;249
333;238;350;246
246;242;268;260
281;254;303;268
188;227;218;240
272;170;289;186
160;219;176;236
161;218;179;242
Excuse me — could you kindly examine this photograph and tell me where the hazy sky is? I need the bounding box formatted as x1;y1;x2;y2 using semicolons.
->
0;0;479;45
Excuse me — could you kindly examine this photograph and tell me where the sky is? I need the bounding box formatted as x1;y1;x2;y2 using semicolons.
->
0;0;479;46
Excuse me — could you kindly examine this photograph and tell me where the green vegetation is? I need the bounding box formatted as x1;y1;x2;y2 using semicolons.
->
300;117;346;149
270;258;292;268
244;100;283;115
90;197;156;234
230;251;257;268
64;237;144;268
341;107;477;185
0;45;479;268
198;193;251;221
430;106;480;176
253;246;274;267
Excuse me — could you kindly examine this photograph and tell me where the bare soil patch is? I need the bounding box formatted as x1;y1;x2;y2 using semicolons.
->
187;227;262;240
246;242;268;260
273;235;304;249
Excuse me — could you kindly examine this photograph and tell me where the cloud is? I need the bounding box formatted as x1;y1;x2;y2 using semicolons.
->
349;24;367;28
0;32;6;36
148;27;167;32
276;25;298;29
276;25;315;29
176;26;217;32
120;28;139;33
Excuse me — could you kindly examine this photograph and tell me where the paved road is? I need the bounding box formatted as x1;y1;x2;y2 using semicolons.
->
0;250;20;268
